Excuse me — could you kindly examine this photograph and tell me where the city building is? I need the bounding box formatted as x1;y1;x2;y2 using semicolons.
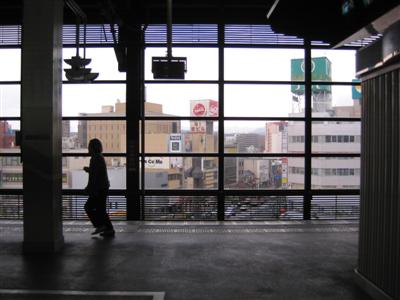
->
0;121;15;148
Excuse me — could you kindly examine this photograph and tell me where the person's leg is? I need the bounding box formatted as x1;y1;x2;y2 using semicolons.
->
84;197;101;228
96;189;114;232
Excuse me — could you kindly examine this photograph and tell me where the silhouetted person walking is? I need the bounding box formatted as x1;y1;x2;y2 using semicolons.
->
84;138;115;237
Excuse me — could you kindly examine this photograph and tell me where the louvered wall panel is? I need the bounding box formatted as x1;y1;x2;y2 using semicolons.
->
145;24;218;44
225;24;304;45
0;25;21;46
0;24;376;47
358;66;400;299
62;194;126;221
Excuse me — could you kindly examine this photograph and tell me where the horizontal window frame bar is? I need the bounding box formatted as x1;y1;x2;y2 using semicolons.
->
62;189;126;196
0;45;21;49
62;80;126;84
0;188;360;196
224;153;304;157
145;80;218;84
0;81;360;86
62;116;126;121
145;43;219;48
143;116;306;121
0;153;21;157
142;153;219;157
142;153;304;157
311;189;360;195
225;117;305;121
62;153;126;157
143;80;362;85
0;117;20;121
144;116;218;121
1;116;359;122
1;153;360;158
311;153;360;157
312;117;361;122
0;81;20;85
224;80;360;86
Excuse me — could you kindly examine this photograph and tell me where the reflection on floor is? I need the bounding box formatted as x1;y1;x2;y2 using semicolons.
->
0;220;370;300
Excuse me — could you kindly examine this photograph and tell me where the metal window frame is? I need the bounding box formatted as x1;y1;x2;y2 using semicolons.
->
0;23;362;221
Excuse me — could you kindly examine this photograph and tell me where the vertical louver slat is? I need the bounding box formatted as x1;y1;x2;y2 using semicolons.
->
359;67;400;299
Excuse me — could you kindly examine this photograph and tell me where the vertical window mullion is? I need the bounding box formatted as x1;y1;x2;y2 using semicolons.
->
218;23;225;221
304;39;312;220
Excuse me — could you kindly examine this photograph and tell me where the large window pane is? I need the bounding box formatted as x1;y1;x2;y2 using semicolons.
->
145;84;218;116
287;157;305;189
145;156;218;189
225;84;303;117
225;157;299;189
225;121;305;153
311;49;357;82
312;121;361;153
309;85;361;117
0;85;20;117
225;121;266;153
63;48;126;81
287;122;305;153
0;120;20;153
145;48;218;80
312;157;360;189
0;156;22;189
0;49;20;81
62;84;126;116
225;48;304;81
144;120;218;153
63;156;126;189
63;120;126;153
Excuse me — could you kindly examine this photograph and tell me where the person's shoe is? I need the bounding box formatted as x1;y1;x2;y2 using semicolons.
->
91;225;107;235
100;228;115;237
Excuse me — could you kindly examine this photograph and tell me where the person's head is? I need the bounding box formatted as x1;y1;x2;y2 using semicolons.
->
88;138;103;155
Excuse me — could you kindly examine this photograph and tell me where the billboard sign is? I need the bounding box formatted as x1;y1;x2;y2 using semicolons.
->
352;79;362;100
190;99;218;133
190;99;218;117
291;57;332;95
169;134;182;153
144;157;170;169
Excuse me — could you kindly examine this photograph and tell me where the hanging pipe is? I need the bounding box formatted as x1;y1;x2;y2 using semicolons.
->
166;0;172;60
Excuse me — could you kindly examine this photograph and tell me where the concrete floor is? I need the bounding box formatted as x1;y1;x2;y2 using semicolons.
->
0;221;372;300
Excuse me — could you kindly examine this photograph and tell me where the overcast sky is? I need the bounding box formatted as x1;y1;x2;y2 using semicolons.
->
0;47;357;132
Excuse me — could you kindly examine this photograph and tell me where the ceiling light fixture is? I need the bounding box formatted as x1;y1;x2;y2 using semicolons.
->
152;0;187;79
64;0;99;83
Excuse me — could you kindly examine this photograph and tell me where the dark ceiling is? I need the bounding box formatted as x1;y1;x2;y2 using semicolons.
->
1;0;399;46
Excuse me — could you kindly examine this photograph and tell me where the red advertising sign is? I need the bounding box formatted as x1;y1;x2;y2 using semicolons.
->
192;103;206;116
209;100;218;116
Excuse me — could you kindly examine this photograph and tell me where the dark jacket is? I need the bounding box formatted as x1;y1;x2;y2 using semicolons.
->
86;153;110;196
